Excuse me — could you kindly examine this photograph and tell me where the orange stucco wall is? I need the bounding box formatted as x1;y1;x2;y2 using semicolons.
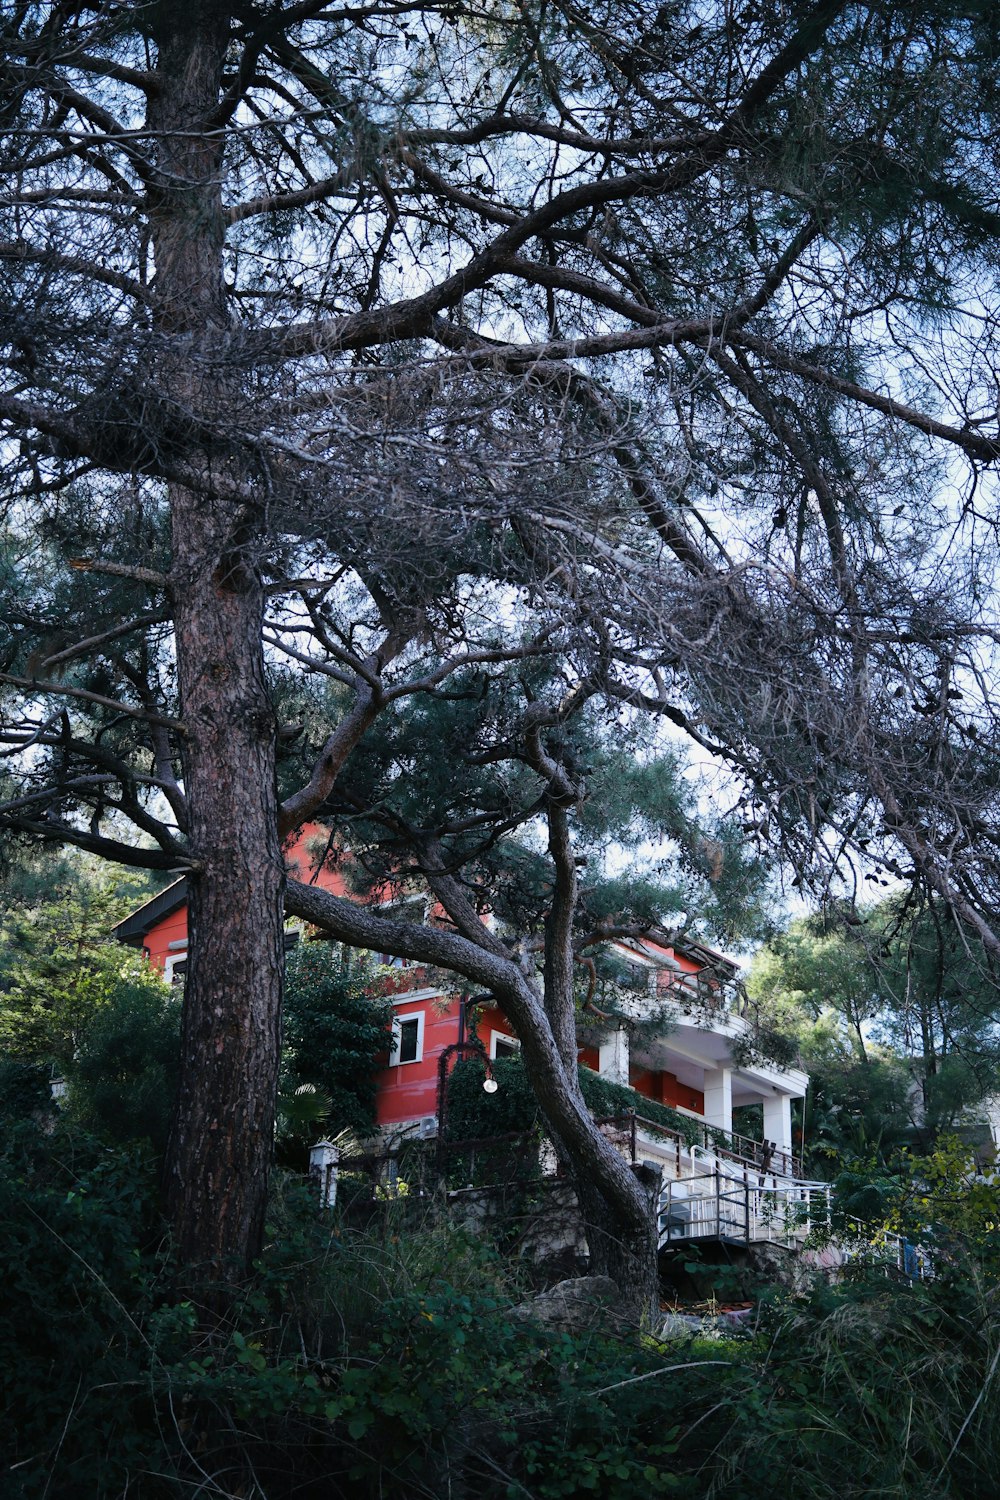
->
142;902;186;971
375;995;460;1125
373;997;520;1127
142;824;352;972
629;1064;704;1115
471;1003;513;1052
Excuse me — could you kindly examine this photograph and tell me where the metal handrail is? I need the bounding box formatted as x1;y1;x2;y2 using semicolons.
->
603;1108;803;1180
656;1163;832;1249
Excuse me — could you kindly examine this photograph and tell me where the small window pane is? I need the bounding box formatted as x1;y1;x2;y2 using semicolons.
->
398;1018;420;1064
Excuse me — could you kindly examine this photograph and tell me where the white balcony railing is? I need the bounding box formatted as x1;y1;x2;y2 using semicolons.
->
657;1167;832;1249
593;1111;829;1250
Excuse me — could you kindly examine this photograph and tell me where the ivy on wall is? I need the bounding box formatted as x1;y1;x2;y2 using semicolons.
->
445;1058;702;1147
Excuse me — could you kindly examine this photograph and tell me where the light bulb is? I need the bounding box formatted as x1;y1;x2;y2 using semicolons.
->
482;1077;498;1094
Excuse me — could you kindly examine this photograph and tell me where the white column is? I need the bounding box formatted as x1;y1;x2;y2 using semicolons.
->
309;1139;339;1209
702;1066;733;1135
598;1028;630;1085
762;1092;793;1159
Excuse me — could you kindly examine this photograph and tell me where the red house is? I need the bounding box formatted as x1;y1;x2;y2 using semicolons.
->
112;824;808;1174
111;825;514;1132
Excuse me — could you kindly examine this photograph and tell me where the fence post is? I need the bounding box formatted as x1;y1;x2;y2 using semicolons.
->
309;1139;339;1210
744;1169;750;1245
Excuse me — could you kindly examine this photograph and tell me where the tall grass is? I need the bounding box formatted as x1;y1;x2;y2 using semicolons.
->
708;1259;1000;1500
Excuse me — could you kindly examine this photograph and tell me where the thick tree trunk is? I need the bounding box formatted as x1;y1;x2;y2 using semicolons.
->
150;5;285;1279
575;1176;659;1312
163;533;284;1277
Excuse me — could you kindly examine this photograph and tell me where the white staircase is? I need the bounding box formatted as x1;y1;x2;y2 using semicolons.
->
599;1114;831;1250
656;1163;832;1249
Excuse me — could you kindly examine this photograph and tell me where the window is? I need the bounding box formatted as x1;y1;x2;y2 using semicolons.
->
389;1012;424;1065
164;952;187;987
490;1030;520;1060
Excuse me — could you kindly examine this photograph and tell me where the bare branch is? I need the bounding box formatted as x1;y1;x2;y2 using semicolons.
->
0;670;184;730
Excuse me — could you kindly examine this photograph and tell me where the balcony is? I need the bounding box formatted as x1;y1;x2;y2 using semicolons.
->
597;1109;829;1251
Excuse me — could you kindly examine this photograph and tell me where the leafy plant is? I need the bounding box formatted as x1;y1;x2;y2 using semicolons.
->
279;943;394;1153
68;974;181;1154
445;1055;704;1148
0;862;164;1069
5;1118;1000;1500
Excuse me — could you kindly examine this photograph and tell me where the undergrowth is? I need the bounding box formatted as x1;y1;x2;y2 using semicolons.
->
3;1116;1000;1499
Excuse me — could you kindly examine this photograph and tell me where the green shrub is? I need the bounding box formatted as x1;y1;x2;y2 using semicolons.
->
0;1130;729;1500
68;975;181;1154
0;1123;173;1499
445;1053;540;1139
714;1266;1000;1500
280;944;394;1146
0;1055;55;1122
444;1054;700;1146
7;1118;1000;1500
0;868;163;1069
577;1066;702;1143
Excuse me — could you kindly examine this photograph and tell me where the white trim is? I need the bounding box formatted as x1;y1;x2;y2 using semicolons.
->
390;986;443;1007
489;1029;520;1060
673;1104;704;1120
389;1011;425;1066
163;951;188;985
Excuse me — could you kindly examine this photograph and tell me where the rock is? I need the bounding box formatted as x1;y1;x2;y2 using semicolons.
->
657;1306;754;1340
657;1312;702;1340
520;1275;626;1332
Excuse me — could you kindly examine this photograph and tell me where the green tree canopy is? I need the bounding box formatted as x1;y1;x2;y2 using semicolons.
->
280;941;395;1146
2;0;1000;1296
750;894;1000;1163
0;857;165;1070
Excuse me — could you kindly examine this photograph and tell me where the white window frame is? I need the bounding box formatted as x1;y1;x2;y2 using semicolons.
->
389;1011;425;1066
489;1030;520;1060
164;950;188;985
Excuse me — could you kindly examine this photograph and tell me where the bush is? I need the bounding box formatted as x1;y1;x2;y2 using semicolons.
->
0;1123;172;1498
0;1055;55;1123
444;1054;700;1146
445;1053;540;1139
714;1265;1000;1500
577;1066;702;1143
0;1132;725;1500
6;1118;1000;1499
68;975;181;1154
280;944;394;1146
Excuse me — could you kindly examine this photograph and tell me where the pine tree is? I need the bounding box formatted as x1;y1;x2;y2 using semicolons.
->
1;0;999;1299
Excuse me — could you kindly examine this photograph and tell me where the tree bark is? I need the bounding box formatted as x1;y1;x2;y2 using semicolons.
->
150;5;285;1280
